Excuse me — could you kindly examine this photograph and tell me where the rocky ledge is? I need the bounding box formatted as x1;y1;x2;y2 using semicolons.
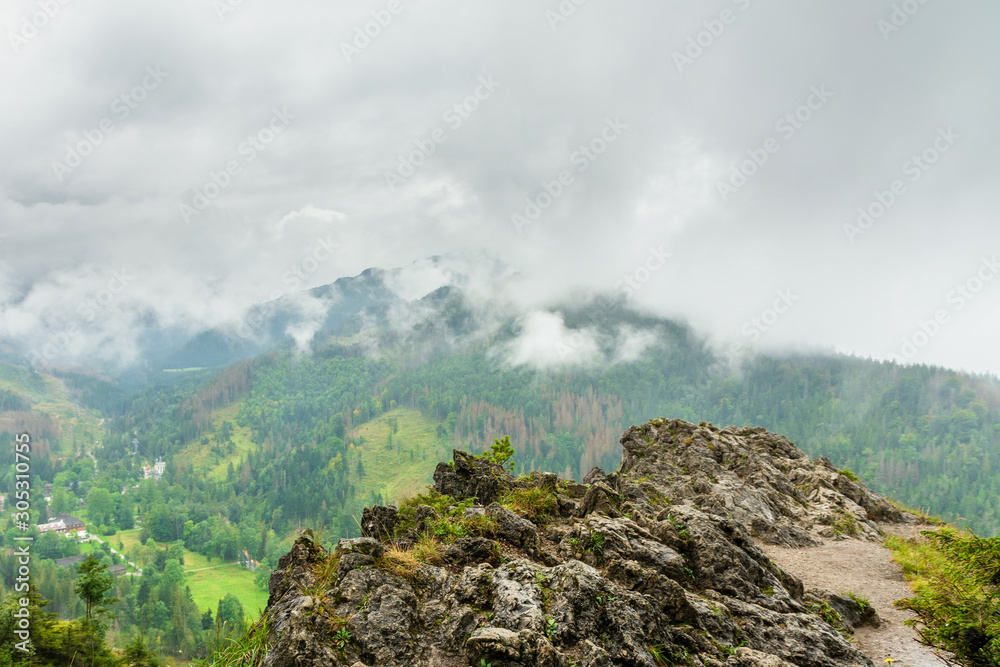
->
259;418;919;667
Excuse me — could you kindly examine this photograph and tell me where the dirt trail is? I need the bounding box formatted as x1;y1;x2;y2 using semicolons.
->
759;523;949;667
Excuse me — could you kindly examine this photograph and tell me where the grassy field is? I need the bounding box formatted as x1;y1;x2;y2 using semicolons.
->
173;401;449;502
0;361;105;455
113;528;267;615
186;563;269;617
175;402;257;481
349;407;452;504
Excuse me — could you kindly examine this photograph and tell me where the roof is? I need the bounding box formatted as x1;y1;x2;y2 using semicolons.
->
54;555;87;567
37;514;86;533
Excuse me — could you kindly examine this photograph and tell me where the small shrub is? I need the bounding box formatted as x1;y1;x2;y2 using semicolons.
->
480;435;515;473
410;534;445;566
809;601;843;629
312;552;341;590
647;644;669;666
889;528;1000;666
837;468;860;482
587;532;605;563
395;489;469;533
377;544;422;580
203;611;271;667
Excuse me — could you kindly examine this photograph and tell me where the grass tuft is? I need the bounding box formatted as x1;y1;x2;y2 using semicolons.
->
499;488;558;523
200;612;270;667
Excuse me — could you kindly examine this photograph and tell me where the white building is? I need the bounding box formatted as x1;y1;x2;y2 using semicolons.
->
142;459;167;480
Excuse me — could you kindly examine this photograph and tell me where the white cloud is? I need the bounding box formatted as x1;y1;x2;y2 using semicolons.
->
1;1;999;375
505;311;600;369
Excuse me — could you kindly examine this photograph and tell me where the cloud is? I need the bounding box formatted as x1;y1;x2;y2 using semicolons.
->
505;311;601;369
614;326;659;363
1;1;999;375
284;289;341;355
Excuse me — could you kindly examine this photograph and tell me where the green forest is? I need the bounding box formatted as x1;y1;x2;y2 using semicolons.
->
3;303;1000;663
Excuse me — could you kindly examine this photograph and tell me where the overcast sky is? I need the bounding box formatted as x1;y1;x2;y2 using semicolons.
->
1;0;998;375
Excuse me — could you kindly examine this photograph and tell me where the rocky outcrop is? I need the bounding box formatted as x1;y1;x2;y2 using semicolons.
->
259;418;911;667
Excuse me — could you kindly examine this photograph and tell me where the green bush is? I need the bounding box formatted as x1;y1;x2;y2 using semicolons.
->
890;527;1000;666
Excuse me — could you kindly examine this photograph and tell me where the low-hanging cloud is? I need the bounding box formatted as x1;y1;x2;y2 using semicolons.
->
1;0;999;376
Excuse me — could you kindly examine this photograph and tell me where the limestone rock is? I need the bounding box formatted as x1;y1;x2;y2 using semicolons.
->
256;418;911;667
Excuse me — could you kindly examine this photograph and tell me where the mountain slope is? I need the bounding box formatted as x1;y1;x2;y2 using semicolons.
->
0;360;105;457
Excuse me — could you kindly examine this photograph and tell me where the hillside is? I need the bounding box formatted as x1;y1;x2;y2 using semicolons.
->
249;418;932;667
0;361;105;457
12;301;999;663
347;407;456;504
111;306;1000;538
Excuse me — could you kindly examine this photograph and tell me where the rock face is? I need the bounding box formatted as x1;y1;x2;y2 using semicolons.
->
260;418;907;667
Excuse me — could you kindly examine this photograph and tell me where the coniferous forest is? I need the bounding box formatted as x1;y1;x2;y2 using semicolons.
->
2;303;1000;663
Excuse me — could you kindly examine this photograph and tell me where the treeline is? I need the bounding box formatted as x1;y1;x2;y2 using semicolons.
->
89;312;1000;536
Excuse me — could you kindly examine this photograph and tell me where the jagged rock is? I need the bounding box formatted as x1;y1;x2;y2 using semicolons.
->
486;502;538;549
412;505;439;533
728;647;799;666
265;528;324;605
258;418;911;667
336;537;384;559
441;537;498;565
582;466;607;485
576;481;621;518
804;589;881;633
432;449;511;503
360;505;398;539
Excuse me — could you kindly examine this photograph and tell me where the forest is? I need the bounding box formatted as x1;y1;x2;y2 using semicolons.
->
2;302;1000;662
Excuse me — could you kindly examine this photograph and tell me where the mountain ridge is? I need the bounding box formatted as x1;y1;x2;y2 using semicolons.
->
254;417;925;667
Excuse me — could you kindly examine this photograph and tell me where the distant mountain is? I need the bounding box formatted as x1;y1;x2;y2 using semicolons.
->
158;267;402;371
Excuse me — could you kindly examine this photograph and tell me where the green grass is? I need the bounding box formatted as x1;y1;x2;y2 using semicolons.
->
201;606;271;667
116;528;218;570
348;408;452;503
177;403;448;505
115;528;267;615
175;403;257;481
186;563;268;617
